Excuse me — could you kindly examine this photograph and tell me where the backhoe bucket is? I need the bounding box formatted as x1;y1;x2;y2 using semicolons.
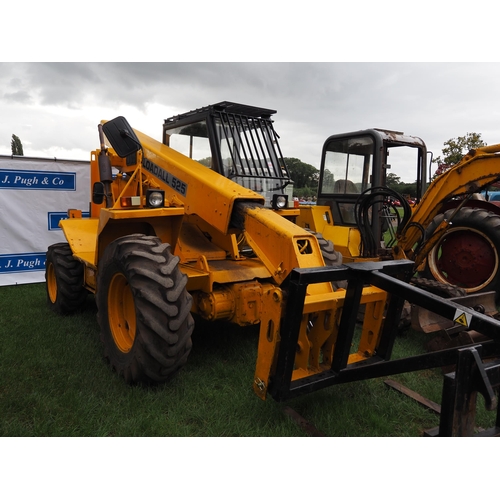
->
411;291;498;334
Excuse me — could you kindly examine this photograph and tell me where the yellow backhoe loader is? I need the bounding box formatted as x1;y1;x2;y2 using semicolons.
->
45;103;500;434
296;128;500;296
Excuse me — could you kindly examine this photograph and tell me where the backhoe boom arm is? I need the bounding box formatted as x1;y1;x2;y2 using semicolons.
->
395;144;500;265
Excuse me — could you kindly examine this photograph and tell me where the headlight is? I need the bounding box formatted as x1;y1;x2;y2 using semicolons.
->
146;189;165;208
272;194;288;210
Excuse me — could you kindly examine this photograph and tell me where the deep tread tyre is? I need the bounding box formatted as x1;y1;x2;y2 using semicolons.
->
410;277;466;298
45;243;88;315
305;229;343;266
422;207;500;294
96;234;194;384
306;229;346;289
316;233;343;267
398;275;467;332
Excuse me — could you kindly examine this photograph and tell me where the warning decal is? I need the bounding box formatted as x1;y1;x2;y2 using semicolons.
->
453;309;472;327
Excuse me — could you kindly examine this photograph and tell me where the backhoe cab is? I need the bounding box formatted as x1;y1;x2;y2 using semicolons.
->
299;127;500;298
297;128;428;260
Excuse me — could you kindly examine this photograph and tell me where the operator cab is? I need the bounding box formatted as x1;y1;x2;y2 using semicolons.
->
317;128;428;256
162;101;294;210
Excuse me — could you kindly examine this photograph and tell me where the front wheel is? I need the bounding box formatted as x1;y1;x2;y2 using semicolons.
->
96;234;194;384
312;231;343;267
309;230;346;289
422;207;500;294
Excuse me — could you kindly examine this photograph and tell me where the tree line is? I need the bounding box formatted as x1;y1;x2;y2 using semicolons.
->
284;156;422;199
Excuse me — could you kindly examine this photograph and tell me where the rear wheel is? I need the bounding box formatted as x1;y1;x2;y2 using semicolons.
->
96;234;194;384
45;243;88;314
422;207;500;294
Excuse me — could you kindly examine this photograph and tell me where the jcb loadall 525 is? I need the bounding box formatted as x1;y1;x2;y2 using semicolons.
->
46;102;500;407
48;103;385;399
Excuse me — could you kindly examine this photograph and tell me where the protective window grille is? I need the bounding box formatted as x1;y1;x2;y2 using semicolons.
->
214;111;288;184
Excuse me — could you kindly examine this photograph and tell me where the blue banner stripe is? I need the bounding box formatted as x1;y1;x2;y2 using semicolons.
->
0;252;46;273
48;212;90;230
0;169;76;190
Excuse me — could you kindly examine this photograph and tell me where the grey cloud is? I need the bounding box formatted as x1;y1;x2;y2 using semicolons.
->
3;90;33;104
2;62;500;174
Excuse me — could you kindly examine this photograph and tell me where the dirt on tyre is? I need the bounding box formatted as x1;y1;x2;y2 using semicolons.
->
46;242;88;314
422;207;500;295
96;234;194;384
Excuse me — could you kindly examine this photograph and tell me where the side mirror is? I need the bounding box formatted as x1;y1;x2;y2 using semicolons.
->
102;116;141;158
92;182;106;204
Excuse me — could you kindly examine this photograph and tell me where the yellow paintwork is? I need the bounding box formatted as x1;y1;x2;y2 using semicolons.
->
60;218;99;266
107;272;137;352
242;204;331;289
60;206;185;281
176;214;242;261
253;286;284;396
182;257;272;295
296;204;333;235
46;261;58;303
320;226;363;261
134;130;266;235
296;204;363;258
253;284;387;397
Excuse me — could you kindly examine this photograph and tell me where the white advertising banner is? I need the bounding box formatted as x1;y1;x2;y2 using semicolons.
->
0;155;90;286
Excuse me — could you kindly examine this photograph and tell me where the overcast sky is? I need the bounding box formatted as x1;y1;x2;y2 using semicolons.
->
1;1;499;184
2;62;500;182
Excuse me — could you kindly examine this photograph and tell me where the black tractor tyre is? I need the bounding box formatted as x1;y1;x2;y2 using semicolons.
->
421;207;500;295
45;242;88;315
397;278;466;332
410;276;467;298
315;232;343;267
96;234;194;384
306;229;346;289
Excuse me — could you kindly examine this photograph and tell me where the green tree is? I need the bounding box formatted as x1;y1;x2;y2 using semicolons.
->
433;132;485;178
385;173;419;198
284;157;319;191
398;182;418;199
386;173;402;191
11;134;24;156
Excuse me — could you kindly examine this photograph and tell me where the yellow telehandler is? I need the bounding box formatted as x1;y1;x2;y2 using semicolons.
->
45;103;500;433
47;103;389;399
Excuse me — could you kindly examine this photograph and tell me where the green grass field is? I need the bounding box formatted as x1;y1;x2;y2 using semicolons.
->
1;282;497;437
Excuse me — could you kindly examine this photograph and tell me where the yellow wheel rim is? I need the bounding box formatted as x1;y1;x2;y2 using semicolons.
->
108;273;137;353
47;262;58;304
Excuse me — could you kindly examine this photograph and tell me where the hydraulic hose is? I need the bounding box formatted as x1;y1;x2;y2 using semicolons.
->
354;187;412;257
